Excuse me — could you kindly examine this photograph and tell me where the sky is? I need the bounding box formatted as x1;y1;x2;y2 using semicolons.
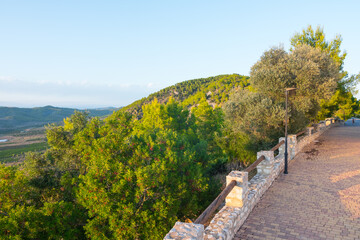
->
0;0;359;109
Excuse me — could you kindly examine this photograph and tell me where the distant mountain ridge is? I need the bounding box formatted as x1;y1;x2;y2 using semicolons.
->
122;74;249;116
0;105;118;134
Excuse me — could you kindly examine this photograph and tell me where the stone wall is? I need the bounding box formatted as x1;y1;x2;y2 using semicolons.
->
164;120;336;240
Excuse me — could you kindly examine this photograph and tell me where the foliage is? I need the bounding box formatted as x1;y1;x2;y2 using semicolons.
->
122;74;249;116
0;165;30;214
45;111;90;173
191;98;224;155
217;125;256;168
339;73;360;96
0;164;87;239
290;25;346;71
223;89;285;151
223;36;343;161
317;86;360;120
76;99;224;239
0;112;91;239
1;99;226;239
250;44;340;122
0;142;48;163
290;25;360;119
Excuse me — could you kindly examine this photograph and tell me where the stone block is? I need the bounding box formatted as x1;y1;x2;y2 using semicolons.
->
256;151;274;175
225;171;248;208
164;222;204;240
278;135;296;160
288;134;297;160
278;137;285;157
307;127;314;136
318;122;326;131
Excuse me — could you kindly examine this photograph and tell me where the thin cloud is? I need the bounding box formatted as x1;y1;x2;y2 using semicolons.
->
0;76;17;82
0;77;163;108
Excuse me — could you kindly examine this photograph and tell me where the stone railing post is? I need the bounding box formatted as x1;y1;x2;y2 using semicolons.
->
164;222;204;240
288;135;297;160
225;171;248;208
307;127;314;136
318;122;325;131
256;151;275;175
278;135;296;160
278;137;285;157
325;118;331;126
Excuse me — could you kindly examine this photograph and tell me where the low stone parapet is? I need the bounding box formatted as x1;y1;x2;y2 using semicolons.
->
164;120;336;240
204;154;284;240
296;123;333;154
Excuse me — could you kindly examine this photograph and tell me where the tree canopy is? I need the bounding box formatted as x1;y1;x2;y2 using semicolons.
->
250;44;340;122
223;26;350;154
290;25;347;71
290;25;360;120
122;74;250;116
0;99;227;239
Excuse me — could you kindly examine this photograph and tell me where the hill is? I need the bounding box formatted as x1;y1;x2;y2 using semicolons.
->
0;106;118;134
122;74;250;116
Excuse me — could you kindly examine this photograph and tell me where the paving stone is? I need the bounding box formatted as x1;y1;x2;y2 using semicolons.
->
234;125;360;240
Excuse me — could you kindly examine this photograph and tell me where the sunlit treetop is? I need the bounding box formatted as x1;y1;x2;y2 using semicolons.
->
290;25;347;71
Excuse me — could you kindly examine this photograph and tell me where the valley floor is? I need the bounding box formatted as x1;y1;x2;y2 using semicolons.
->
0;127;47;165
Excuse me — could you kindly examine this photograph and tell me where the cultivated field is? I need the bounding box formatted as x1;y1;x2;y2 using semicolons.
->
0;127;48;165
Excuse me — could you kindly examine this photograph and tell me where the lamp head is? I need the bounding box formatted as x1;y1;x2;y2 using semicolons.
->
285;88;297;96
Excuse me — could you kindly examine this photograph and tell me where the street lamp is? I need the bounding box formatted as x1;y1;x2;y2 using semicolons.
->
284;88;297;174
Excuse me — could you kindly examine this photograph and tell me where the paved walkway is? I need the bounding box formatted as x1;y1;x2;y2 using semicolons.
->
234;121;360;240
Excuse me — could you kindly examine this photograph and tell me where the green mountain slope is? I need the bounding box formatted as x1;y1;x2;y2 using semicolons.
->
123;74;249;116
0;106;117;134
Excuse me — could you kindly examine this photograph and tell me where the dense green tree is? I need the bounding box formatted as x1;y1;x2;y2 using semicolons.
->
223;42;342;166
0;99;228;239
76;100;221;239
191;98;223;150
0;164;87;239
250;44;340;122
291;25;360;119
0;112;92;239
0;165;30;217
290;25;346;71
224;89;285;150
317;85;360;120
123;74;250;116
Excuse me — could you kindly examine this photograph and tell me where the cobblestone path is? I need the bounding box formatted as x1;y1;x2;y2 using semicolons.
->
234;123;360;240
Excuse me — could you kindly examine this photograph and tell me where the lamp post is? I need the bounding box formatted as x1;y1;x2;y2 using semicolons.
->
284;88;297;174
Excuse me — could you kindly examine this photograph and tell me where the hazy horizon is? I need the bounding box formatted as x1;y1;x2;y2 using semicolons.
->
0;103;120;110
1;1;359;107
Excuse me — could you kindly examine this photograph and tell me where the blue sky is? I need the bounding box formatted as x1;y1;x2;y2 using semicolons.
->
0;0;359;108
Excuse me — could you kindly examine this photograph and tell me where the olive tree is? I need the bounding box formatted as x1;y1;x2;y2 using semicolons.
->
290;25;346;71
250;44;340;121
223;89;285;151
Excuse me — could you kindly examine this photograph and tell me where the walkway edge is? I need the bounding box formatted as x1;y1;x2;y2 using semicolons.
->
164;121;336;240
